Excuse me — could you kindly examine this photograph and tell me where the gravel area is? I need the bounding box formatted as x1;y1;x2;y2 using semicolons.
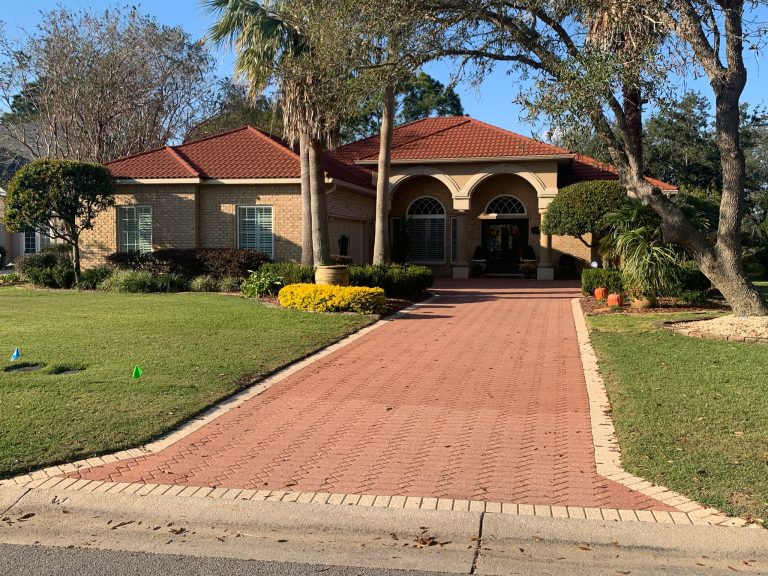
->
679;315;768;340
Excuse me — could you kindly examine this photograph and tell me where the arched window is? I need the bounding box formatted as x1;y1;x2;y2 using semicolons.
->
485;195;526;216
407;197;446;262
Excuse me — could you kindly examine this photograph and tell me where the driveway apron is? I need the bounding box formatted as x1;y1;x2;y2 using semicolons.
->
71;279;668;510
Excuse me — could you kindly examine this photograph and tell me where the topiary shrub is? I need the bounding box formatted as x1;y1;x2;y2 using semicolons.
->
542;180;627;248
190;274;220;292
77;266;113;290
278;284;386;314
241;269;284;297
581;268;623;296
260;262;315;285
15;245;76;288
349;264;433;297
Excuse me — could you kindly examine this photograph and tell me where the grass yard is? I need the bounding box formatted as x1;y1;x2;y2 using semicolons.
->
588;312;768;524
0;288;373;478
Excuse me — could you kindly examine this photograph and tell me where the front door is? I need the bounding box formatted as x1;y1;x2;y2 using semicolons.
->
482;220;529;274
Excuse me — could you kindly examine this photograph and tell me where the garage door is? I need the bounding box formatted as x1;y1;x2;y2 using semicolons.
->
329;218;367;263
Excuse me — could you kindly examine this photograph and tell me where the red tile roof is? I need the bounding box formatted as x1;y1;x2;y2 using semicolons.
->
337;116;571;162
106;126;373;189
106;117;675;191
562;154;676;191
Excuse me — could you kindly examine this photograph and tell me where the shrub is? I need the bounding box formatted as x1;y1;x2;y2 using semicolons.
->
676;261;710;294
77;266;113;290
106;248;271;280
0;273;21;285
98;270;186;293
581;268;623;296
241;269;284;297
197;249;270;279
678;290;708;306
349;264;433;297
190;274;220;292
218;276;241;292
260;261;315;285
15;245;76;288
279;283;386;314
99;270;158;293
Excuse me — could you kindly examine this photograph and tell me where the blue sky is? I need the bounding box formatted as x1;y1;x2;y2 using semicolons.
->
3;1;767;139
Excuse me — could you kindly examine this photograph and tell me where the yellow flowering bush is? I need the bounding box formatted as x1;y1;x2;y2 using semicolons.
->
278;283;386;314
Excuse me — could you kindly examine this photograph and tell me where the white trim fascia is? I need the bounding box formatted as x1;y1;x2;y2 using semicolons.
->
202;178;302;185
116;178;201;185
355;154;575;166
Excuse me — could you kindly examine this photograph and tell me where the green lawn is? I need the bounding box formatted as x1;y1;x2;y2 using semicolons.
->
588;312;768;523
0;288;373;478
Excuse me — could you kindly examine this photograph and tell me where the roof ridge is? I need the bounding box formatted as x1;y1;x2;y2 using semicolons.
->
465;117;571;155
165;146;201;178
103;143;178;166
337;115;469;155
244;125;302;162
359;116;472;160
177;125;254;148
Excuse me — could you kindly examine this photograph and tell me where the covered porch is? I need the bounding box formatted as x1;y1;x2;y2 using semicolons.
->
387;163;565;280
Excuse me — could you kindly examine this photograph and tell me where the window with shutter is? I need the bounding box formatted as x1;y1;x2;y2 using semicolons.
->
237;206;273;258
406;197;446;262
118;206;152;253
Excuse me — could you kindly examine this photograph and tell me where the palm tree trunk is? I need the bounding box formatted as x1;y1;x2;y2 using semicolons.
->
373;84;395;265
299;132;313;265
309;138;331;266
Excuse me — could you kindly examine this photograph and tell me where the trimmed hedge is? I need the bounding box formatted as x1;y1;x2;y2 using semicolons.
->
349;264;433;297
15;245;76;288
279;284;386;314
106;248;270;279
581;268;623;296
260;262;315;285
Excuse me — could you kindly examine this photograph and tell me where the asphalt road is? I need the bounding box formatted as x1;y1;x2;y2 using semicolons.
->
0;544;455;576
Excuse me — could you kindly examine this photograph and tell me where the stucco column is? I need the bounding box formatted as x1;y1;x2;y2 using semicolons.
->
537;207;554;280
452;211;470;279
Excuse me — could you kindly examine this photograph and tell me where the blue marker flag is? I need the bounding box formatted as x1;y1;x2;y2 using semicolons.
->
10;347;20;361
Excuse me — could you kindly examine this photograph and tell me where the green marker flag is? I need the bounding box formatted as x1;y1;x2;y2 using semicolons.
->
132;365;143;379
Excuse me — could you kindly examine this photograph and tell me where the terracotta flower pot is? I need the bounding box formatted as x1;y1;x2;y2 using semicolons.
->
594;287;608;301
631;296;658;309
606;293;624;307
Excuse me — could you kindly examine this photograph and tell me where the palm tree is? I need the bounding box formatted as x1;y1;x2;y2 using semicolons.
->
206;0;334;266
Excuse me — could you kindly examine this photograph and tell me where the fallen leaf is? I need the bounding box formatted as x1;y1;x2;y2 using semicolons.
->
110;520;135;530
17;513;35;521
389;533;399;541
578;545;592;551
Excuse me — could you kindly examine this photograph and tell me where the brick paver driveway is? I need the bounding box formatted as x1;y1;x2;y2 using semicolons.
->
73;279;667;510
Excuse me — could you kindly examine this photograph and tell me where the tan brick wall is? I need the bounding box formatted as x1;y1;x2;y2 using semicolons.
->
80;185;197;267
550;234;594;267
198;184;302;261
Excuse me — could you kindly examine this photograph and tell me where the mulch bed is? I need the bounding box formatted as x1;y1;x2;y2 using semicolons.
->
581;295;730;316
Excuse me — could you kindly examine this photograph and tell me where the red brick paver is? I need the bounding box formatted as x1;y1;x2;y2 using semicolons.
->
71;280;670;510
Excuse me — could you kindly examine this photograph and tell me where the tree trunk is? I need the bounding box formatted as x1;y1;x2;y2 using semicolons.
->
373;84;396;265
299;132;313;266
308;138;331;266
71;238;81;283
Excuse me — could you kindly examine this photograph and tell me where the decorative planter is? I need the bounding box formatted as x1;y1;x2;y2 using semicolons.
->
606;293;624;307
315;264;349;286
594;287;608;301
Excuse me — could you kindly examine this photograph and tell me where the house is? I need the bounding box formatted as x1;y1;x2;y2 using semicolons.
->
74;116;674;278
1;187;57;266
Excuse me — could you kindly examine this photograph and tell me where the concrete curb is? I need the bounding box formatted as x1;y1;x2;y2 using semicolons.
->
571;298;748;528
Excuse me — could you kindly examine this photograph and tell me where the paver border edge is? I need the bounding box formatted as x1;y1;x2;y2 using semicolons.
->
0;295;440;486
570;298;749;528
